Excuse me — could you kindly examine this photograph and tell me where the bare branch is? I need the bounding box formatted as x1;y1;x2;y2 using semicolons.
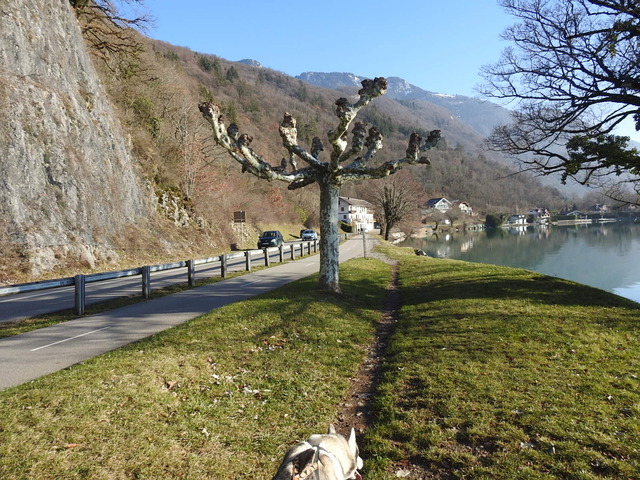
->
278;113;327;169
327;77;388;169
343;130;440;181
198;102;304;183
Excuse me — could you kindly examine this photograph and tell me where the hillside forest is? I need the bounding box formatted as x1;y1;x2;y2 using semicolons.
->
98;32;569;220
1;2;590;284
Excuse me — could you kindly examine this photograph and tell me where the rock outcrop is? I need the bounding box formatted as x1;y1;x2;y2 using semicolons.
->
0;0;153;276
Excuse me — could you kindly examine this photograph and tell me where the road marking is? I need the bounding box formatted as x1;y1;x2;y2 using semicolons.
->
0;288;73;302
0;275;137;303
30;326;113;352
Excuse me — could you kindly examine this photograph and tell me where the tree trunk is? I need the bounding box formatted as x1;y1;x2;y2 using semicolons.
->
318;177;341;293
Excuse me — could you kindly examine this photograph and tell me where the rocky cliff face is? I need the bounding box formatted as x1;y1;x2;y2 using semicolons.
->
0;0;153;276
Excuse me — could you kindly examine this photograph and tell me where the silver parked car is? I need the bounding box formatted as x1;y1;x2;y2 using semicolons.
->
301;229;318;241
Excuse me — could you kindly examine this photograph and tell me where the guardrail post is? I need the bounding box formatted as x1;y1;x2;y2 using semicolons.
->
279;244;284;263
142;266;151;298
313;240;318;253
290;244;295;260
263;248;270;267
245;251;252;271
307;241;311;255
221;254;228;278
362;229;368;259
74;274;85;315
187;260;195;286
299;243;304;257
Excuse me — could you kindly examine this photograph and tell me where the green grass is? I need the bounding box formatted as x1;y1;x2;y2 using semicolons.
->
364;244;640;479
0;258;389;479
1;243;639;479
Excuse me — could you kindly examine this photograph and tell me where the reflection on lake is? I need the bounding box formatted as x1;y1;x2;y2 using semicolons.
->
400;222;640;304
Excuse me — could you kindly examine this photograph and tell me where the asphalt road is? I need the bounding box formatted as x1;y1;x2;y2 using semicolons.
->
0;236;373;391
0;242;308;324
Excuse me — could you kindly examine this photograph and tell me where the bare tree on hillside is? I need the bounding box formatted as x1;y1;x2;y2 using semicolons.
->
199;77;441;293
71;0;152;69
171;107;216;200
374;176;422;241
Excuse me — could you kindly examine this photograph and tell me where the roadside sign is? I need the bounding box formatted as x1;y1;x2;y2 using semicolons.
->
233;211;246;223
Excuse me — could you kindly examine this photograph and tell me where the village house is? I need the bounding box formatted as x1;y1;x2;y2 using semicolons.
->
338;196;375;232
616;204;638;212
455;201;473;215
528;207;550;224
425;197;452;211
559;208;587;217
588;204;608;213
507;214;528;226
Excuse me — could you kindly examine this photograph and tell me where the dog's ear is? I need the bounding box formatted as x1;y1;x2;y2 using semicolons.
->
272;446;316;480
348;428;364;468
271;462;294;480
348;428;357;451
327;424;337;435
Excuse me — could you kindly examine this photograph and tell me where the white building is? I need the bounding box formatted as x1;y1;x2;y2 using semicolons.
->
425;197;452;211
588;204;608;213
528;207;551;224
507;214;528;225
338;197;375;232
455;201;473;215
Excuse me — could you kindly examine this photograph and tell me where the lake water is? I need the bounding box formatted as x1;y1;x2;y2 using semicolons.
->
400;222;640;304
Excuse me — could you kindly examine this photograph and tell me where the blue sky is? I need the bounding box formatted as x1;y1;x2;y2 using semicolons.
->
141;0;513;98
140;0;639;141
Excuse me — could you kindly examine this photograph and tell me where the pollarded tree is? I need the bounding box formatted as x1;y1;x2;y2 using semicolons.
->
480;0;640;201
199;77;440;293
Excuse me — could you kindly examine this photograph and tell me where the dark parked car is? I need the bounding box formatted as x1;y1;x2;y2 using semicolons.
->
301;229;318;241
257;230;284;249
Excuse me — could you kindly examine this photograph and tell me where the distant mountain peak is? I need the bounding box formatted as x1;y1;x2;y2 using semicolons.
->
297;71;512;138
296;72;365;89
237;59;263;68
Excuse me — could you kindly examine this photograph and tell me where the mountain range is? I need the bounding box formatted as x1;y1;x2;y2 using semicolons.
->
296;72;513;139
236;61;513;143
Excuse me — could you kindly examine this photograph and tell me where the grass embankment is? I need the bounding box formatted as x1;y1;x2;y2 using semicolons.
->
0;258;389;479
365;243;640;479
0;245;638;479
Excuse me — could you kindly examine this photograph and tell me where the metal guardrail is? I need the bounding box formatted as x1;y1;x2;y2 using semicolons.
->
0;239;324;316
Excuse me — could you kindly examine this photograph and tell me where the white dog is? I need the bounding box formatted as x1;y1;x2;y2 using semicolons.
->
271;425;363;480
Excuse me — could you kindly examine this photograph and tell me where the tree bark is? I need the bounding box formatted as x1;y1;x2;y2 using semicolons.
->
318;176;341;293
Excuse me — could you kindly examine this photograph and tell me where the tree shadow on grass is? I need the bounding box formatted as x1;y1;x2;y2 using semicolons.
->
397;260;640;335
244;262;392;345
402;261;639;308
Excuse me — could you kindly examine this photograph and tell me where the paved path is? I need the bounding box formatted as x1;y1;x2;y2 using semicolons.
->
0;236;374;391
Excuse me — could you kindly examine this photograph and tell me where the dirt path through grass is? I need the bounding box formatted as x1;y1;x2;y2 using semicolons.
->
337;257;400;435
